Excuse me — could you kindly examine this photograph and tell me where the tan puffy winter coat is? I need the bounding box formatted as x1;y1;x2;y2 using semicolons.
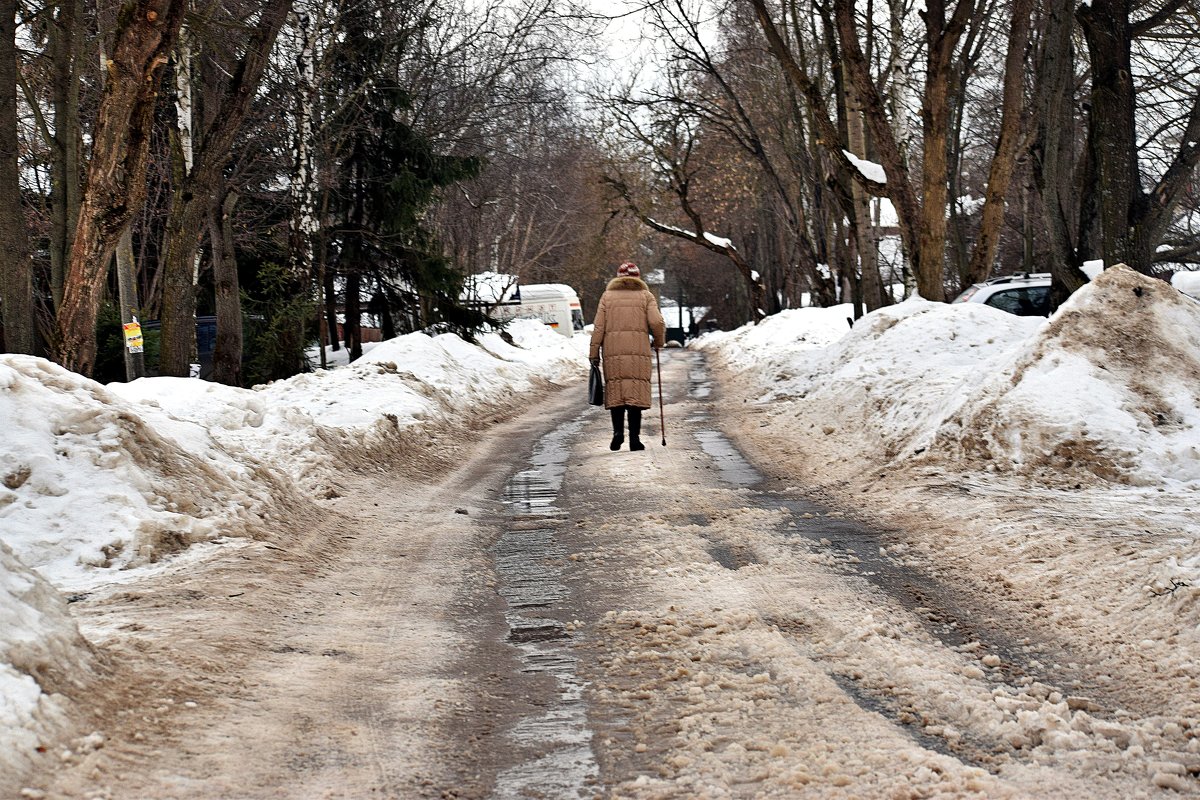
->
589;277;667;409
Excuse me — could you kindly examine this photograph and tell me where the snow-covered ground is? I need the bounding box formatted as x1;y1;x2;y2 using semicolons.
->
0;320;586;780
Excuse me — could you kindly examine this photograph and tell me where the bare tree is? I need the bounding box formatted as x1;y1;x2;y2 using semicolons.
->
601;0;849;318
1077;0;1200;275
157;0;292;377
602;92;769;320
44;0;86;312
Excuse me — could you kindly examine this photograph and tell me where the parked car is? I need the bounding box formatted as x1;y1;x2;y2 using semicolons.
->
952;273;1051;316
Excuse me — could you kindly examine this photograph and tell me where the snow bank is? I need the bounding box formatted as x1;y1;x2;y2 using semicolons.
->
700;297;1042;469
0;356;273;587
702;266;1200;487
0;542;92;780
0;319;584;777
934;266;1200;485
109;320;584;488
1171;269;1200;299
699;271;1200;784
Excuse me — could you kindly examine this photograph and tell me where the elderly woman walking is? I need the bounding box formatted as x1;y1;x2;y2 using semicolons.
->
589;262;667;451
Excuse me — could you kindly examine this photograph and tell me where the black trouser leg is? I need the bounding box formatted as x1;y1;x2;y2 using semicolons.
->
628;407;644;451
609;407;624;451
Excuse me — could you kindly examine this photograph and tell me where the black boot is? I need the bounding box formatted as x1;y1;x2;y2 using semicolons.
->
628;408;645;451
609;407;624;451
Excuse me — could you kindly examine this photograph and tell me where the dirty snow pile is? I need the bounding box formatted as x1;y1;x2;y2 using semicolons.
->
0;319;584;777
701;266;1200;488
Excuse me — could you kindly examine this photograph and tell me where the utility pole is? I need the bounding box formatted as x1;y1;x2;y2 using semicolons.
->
115;225;145;380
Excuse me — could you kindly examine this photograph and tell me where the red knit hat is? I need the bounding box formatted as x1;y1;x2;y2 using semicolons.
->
617;262;640;277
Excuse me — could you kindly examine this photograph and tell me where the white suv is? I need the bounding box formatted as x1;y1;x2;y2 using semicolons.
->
952;273;1051;316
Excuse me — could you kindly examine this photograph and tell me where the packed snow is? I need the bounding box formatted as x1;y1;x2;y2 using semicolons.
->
0;319;585;777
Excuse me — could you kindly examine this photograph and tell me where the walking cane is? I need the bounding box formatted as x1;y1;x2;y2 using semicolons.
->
656;348;666;447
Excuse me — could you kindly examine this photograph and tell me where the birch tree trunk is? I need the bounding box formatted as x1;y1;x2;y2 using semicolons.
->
289;9;317;277
886;0;917;299
53;0;188;375
159;27;198;376
289;8;321;360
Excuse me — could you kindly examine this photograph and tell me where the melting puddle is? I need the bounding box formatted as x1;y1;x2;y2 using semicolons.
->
693;429;763;487
685;356;763;488
491;419;596;799
705;540;759;570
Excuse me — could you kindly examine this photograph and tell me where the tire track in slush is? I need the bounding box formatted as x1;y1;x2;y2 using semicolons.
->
679;350;1160;773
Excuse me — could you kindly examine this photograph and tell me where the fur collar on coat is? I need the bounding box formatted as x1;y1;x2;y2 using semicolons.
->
605;276;649;292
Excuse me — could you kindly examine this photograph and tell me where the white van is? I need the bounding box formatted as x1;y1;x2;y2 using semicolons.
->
487;283;584;337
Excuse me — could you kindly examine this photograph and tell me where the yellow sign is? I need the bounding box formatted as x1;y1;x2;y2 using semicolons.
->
123;320;144;354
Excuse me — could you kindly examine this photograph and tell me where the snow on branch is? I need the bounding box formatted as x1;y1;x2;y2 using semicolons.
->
645;217;737;252
843;150;886;185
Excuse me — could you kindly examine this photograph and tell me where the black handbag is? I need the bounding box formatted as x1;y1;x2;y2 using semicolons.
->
588;363;604;406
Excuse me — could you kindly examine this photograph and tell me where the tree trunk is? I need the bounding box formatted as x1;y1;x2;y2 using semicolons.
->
1033;0;1087;307
964;0;1033;284
289;8;318;280
209;190;242;386
752;0;880;307
915;0;960;302
345;270;362;361
323;263;339;351
159;0;292;376
828;0;925;297
53;0;188;375
0;0;34;353
158;127;201;377
1077;0;1200;276
1078;0;1142;270
48;0;83;312
844;79;884;311
159;28;200;373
